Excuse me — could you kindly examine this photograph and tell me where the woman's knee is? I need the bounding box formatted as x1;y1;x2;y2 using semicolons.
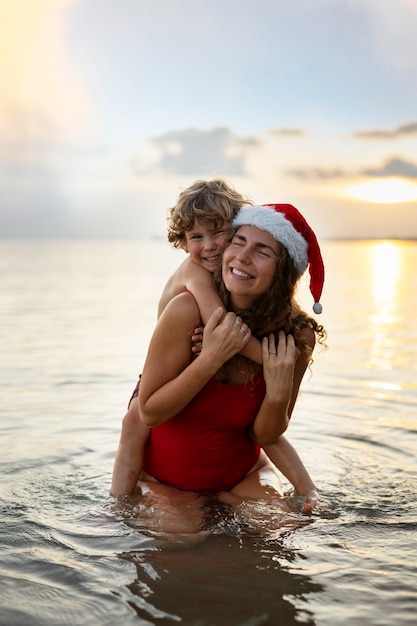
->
229;457;284;500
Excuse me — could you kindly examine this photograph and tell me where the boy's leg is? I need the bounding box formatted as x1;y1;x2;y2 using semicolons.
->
111;396;150;496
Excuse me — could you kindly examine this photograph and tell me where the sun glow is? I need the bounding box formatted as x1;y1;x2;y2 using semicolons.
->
0;0;88;138
370;242;401;310
346;178;417;204
368;241;402;371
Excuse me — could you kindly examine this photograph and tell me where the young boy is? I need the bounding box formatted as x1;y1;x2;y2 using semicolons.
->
111;179;319;512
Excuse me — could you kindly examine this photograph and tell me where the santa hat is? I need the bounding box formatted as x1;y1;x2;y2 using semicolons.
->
232;204;324;313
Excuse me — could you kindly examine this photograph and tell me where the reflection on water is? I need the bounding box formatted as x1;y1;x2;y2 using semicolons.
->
120;533;324;625
369;242;405;372
370;241;401;312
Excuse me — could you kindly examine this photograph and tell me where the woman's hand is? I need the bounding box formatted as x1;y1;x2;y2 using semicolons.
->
262;331;298;409
200;307;251;366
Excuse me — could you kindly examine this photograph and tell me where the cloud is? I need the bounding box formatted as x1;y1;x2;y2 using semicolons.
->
0;112;70;238
0;184;70;238
270;128;306;137
286;167;347;180
353;121;417;140
287;156;417;182
133;127;260;176
0;130;72;237
361;157;417;179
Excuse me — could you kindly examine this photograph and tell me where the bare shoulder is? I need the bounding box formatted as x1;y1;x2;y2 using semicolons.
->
160;290;201;327
182;257;213;284
170;256;203;282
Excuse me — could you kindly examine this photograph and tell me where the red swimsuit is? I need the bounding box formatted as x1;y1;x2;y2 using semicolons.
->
142;372;265;493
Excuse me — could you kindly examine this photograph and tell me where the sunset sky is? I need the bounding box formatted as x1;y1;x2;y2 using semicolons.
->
1;0;417;239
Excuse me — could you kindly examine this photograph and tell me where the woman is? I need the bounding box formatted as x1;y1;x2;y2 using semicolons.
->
135;204;326;523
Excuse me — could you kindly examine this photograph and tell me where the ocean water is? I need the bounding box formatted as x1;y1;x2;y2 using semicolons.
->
0;238;416;626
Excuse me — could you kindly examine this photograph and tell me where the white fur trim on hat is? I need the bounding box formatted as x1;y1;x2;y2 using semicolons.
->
232;205;309;274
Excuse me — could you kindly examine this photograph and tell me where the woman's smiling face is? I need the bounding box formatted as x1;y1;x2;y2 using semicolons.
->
222;225;281;306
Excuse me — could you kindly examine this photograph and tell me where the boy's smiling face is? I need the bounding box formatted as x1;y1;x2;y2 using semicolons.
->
184;219;231;273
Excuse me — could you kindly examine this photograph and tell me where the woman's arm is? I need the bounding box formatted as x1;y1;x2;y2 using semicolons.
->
249;328;315;445
138;294;251;427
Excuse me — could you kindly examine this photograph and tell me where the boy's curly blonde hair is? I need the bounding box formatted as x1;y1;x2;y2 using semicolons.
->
167;179;252;249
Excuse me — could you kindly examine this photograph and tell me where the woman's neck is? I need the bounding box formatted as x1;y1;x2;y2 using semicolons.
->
229;294;256;312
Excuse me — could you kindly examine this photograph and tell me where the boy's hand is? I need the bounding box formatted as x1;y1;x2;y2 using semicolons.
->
191;325;204;355
302;490;319;514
